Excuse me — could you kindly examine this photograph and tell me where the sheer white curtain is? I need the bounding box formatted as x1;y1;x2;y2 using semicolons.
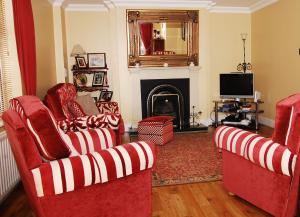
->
0;0;22;126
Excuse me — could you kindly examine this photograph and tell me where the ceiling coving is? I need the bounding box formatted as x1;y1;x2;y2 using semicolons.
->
49;0;278;13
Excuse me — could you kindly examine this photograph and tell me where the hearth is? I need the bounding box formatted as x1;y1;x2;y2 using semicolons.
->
141;79;189;130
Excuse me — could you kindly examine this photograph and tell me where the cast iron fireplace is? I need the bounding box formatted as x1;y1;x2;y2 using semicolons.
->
140;79;190;130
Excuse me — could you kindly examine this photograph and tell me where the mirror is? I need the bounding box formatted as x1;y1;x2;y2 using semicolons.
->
127;10;199;68
138;22;188;56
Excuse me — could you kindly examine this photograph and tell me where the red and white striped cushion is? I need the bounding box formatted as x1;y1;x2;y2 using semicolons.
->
214;126;297;176
31;141;155;197
59;128;116;156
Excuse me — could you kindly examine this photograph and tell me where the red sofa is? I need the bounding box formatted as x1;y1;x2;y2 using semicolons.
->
214;94;300;217
3;96;156;217
44;83;124;144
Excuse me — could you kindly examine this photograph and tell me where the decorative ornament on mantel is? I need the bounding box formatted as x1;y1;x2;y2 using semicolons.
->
237;33;252;73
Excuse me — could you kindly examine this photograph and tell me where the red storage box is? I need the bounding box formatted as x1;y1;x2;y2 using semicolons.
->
138;116;174;145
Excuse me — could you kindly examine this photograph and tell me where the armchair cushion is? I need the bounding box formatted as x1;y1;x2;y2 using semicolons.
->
215;126;297;176
11;97;71;161
67;100;85;118
76;94;99;116
96;101;120;114
57;114;121;133
60;128;116;156
31;141;155;197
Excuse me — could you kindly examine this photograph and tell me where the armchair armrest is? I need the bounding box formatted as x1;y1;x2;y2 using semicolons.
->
96;101;120;114
215;126;297;177
31;141;156;198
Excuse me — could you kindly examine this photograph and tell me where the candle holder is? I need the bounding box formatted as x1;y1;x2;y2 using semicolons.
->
237;33;252;73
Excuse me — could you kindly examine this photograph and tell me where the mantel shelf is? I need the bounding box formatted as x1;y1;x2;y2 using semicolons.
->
128;66;202;73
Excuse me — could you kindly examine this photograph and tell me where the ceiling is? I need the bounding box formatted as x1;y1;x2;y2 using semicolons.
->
51;0;278;13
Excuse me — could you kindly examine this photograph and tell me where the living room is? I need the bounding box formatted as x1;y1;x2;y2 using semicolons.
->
0;0;300;217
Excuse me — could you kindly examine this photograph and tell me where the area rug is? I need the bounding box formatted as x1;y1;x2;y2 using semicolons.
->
151;132;222;187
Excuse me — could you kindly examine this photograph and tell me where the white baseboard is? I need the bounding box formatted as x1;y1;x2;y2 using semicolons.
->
259;116;275;128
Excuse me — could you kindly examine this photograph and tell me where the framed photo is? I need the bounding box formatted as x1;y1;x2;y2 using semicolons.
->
92;72;105;86
99;90;113;102
75;56;87;68
88;53;106;68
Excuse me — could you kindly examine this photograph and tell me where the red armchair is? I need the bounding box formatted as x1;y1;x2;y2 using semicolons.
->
214;93;300;217
44;83;124;144
4;96;156;217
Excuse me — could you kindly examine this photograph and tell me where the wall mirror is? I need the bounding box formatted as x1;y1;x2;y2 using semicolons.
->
127;10;199;68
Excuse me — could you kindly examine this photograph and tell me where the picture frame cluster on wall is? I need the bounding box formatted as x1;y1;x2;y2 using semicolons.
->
75;53;106;69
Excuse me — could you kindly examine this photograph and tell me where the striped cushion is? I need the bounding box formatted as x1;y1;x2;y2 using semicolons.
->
215;126;297;176
31;141;155;197
59;128;116;156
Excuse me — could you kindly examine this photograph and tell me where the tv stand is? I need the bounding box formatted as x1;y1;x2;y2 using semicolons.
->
213;100;264;130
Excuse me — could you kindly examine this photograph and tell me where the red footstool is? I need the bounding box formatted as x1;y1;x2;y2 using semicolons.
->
138;116;174;145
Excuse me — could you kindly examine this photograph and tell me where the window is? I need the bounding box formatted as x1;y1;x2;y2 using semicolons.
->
0;0;22;126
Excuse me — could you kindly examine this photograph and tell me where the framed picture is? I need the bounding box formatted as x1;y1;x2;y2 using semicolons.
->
99;90;113;102
75;56;87;68
88;53;106;68
92;72;105;86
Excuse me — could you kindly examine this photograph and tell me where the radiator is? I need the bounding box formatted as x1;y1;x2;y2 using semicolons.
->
0;132;20;203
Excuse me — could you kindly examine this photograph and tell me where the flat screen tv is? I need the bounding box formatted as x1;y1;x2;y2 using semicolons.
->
220;73;254;99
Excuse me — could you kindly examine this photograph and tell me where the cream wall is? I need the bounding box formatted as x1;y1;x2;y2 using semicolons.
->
252;0;300;121
32;0;65;98
32;0;57;98
42;6;251;128
63;11;111;82
209;13;251;105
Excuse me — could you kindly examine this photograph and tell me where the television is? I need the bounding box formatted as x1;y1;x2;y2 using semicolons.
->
220;73;254;99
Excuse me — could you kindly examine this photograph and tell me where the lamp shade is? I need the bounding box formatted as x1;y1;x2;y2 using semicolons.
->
70;44;86;57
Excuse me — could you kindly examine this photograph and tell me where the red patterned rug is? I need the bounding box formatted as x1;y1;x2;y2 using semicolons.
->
151;131;222;186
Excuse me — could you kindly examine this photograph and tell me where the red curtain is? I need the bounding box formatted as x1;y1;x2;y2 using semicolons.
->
139;23;153;55
12;0;37;95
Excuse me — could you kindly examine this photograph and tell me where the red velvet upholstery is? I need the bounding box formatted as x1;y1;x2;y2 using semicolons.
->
3;96;156;217
44;83;124;144
10;97;70;161
215;93;300;217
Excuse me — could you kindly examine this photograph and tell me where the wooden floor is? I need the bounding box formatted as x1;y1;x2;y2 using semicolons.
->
0;126;273;217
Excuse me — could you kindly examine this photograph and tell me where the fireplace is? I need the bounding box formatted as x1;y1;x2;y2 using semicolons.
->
140;79;189;129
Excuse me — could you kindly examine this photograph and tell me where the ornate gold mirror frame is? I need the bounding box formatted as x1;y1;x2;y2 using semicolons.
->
127;10;199;68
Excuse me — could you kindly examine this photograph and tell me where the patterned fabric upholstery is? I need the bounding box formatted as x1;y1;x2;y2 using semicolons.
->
67;100;85;118
96;101;120;114
215;126;297;176
59;128;116;156
138;117;174;145
31;141;155;197
57;114;121;133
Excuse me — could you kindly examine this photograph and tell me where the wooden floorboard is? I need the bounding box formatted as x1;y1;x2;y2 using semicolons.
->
0;126;273;217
